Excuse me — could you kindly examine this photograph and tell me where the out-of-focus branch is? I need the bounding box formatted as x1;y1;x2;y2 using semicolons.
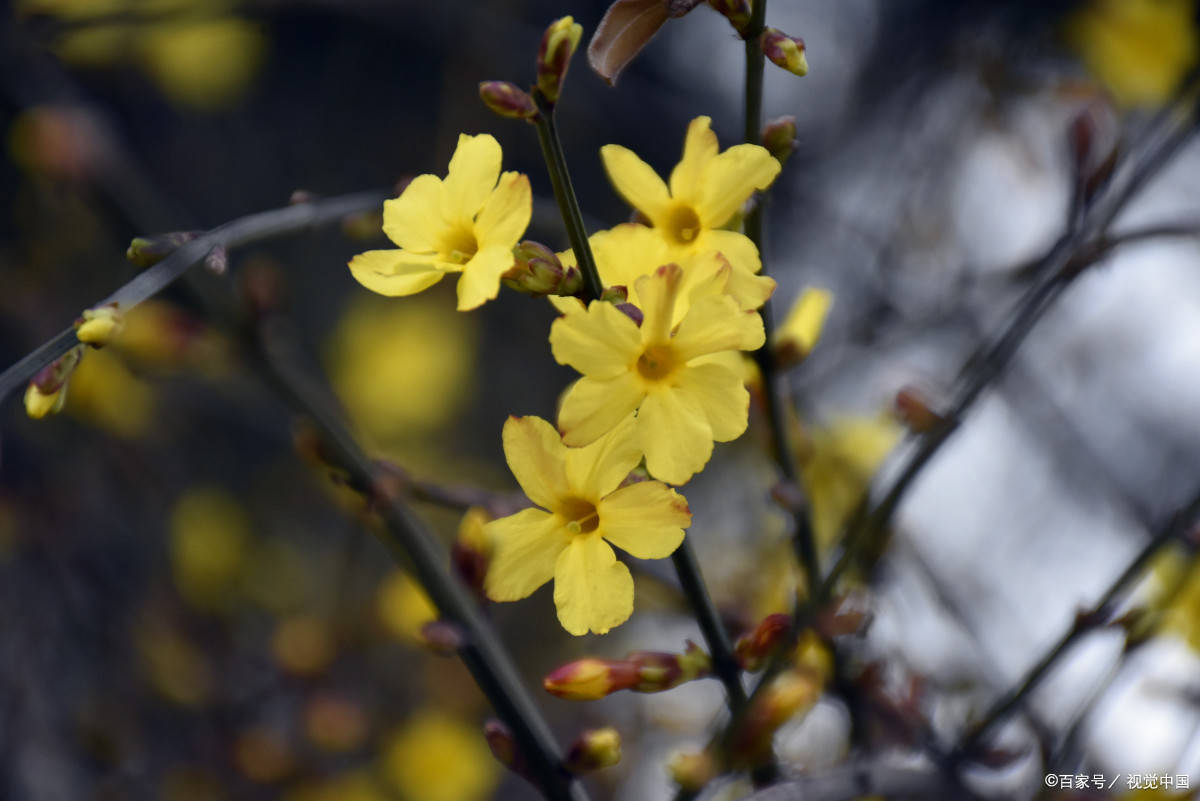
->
0;189;389;404
955;487;1200;758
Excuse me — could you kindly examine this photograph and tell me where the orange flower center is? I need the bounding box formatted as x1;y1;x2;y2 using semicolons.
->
443;226;479;264
560;497;599;535
636;345;677;382
665;205;701;245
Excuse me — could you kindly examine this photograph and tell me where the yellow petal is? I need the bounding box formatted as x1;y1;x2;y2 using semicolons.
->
442;133;502;222
673;296;765;360
678;362;749;442
348;250;447;297
634;263;683;344
669;116;719;201
456;245;515;310
588;224;670;292
383;174;445;252
694;144;781;228
502;415;569;510
726;267;776;312
600;144;671;224
564;413;641;499
484;508;569;602
549;299;641;378
700;228;762;279
548;295;586;316
559;373;644;448
776;287;833;354
553;535;634;635
598;481;689;559
638;388;713;485
476;171;531;249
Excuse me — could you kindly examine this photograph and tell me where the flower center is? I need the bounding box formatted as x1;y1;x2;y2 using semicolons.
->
636;344;677;382
665;205;701;245
560;497;599;535
443;226;479;265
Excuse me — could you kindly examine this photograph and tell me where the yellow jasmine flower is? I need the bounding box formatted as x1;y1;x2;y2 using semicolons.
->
799;415;902;552
558;222;775;313
551;263;765;485
484;415;690;635
1066;0;1198;108
774;287;833;366
600;116;780;275
349;133;532;311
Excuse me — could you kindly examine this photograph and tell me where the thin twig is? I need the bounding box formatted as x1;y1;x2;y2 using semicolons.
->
0;189;389;404
671;541;748;711
955;487;1200;757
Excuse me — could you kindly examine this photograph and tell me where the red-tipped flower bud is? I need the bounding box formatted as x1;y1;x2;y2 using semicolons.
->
762;115;798;164
762;28;808;77
479;81;539;121
667;748;718;791
544;658;639;700
735;613;792;672
537;16;584;104
729;669;820;765
74;304;123;348
25;345;84;419
503;241;575;296
564;726;622;773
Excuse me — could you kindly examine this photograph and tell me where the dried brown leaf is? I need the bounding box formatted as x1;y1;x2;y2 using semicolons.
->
587;0;671;85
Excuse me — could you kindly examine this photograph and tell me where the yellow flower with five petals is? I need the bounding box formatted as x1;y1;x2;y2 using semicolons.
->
349;134;531;311
600;116;780;276
484;415;690;636
551;262;765;485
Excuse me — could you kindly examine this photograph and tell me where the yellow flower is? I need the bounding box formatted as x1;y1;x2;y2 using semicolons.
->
1066;0;1199;108
774;287;833;365
600;116;780;275
484;415;691;635
558;222;775;313
551;263;765;485
799;416;902;552
349;133;532;311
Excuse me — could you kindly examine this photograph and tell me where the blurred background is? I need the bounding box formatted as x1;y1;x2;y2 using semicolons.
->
3;0;1200;799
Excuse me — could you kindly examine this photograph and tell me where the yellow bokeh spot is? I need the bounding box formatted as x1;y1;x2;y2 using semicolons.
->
799;415;902;554
270;614;335;676
376;570;437;643
65;348;156;437
325;292;477;445
135;617;213;706
139;18;266;110
381;710;499;801
168;487;250;613
1066;0;1199;107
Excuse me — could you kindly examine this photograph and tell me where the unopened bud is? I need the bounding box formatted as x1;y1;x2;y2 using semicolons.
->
483;718;528;777
600;285;628;304
544;657;638;700
730;670;820;764
452;507;493;597
564;726;622;773
125;231;202;268
74;304;123;347
762;115;798;164
735;613;792;672
419;620;465;655
480;81;539;121
503;241;571;296
762;28;808;77
204;245;228;276
537;16;584;104
24;345;84;419
630;641;712;691
894;387;944;434
793;629;834;685
707;0;751;36
667;748;717;792
774;287;832;367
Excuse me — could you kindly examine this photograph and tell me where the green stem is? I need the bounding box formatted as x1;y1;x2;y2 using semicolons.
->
670;541;748;711
532;94;604;301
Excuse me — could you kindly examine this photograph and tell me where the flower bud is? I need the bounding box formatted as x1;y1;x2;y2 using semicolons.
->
735;613;791;672
667;748;717;792
544;657;638;700
730;669;820;765
537;16;583;104
483;719;519;770
24;345;84;419
452;507;493;598
125;231;202;268
479;81;539;121
762;115;798;164
75;304;123;347
894;387;944;434
600;285;628;304
762;28;808;77
503;241;570;296
773;287;832;368
707;0;751;36
564;727;622;773
419;620;465;655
